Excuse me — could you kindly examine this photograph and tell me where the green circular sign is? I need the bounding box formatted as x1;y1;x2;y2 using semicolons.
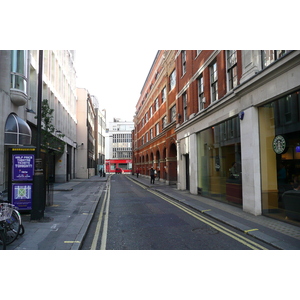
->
272;135;286;154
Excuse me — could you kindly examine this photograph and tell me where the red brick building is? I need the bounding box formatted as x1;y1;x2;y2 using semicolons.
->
133;50;300;226
132;51;177;184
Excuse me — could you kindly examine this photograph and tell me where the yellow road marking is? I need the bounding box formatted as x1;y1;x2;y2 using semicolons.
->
149;189;268;250
126;177;268;250
91;177;111;250
244;228;259;233
64;241;80;244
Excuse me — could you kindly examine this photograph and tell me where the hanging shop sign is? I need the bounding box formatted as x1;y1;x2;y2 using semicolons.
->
272;135;287;154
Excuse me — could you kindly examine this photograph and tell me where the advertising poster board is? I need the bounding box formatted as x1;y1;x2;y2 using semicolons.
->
9;147;35;211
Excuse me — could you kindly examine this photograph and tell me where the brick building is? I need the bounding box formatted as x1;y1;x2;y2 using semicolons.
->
134;50;300;225
175;50;300;225
132;51;178;184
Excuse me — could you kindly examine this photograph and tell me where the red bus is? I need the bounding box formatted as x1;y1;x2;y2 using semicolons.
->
105;159;132;174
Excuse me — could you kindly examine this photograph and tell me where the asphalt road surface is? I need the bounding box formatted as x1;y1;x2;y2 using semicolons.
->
81;175;277;250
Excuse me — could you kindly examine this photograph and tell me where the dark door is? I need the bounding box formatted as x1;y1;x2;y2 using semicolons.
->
185;154;190;190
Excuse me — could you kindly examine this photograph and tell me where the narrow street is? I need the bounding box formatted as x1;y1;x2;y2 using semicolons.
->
82;175;277;250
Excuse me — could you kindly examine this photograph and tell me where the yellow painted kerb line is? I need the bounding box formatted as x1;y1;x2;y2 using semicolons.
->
64;241;80;244
143;184;268;250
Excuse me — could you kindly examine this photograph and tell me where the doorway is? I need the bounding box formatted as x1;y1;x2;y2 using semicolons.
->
185;154;190;190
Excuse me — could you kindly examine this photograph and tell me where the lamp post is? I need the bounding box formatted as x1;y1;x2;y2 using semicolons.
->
31;50;45;220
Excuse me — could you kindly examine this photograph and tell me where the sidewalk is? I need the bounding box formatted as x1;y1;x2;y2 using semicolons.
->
130;174;300;250
7;175;107;250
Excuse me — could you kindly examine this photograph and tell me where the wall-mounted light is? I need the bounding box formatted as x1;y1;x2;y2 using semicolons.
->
239;111;244;120
74;142;84;149
26;108;36;114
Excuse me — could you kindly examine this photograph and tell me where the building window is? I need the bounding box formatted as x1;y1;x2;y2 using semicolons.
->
162;116;167;129
155;98;159;110
261;50;289;68
210;61;218;102
198;74;205;111
161;86;166;102
149;106;153;118
170;105;176;122
150;128;153;139
181;50;186;75
145;112;148;122
227;50;238;90
183;92;188;122
11;50;28;93
156;122;160;135
169;69;176;91
262;50;275;68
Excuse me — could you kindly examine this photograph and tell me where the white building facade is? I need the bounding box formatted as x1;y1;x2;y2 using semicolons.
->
105;119;134;173
0;50;78;194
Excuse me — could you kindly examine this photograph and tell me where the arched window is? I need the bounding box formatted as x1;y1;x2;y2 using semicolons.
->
5;114;32;145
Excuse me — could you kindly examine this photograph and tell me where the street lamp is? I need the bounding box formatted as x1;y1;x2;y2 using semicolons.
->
31;50;45;221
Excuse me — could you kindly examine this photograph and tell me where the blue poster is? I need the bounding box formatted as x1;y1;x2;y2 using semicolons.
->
12;154;35;181
12;183;33;210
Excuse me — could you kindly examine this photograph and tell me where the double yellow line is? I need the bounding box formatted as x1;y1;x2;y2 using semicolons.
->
127;176;268;250
91;177;111;250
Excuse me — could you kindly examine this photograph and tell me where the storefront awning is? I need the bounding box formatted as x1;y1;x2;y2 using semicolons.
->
5;114;32;145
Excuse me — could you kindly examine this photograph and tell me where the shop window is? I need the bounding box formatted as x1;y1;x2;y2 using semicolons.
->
259;89;300;224
197;116;242;205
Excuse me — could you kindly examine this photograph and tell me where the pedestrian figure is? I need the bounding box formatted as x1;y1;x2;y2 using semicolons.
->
136;168;140;178
99;169;103;177
150;167;155;184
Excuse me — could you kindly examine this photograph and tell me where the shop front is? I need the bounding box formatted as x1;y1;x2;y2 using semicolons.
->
259;90;300;224
197;116;242;205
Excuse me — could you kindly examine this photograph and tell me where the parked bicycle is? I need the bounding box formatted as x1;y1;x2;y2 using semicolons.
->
0;191;24;250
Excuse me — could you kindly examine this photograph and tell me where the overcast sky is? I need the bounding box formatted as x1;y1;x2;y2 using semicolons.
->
75;49;158;124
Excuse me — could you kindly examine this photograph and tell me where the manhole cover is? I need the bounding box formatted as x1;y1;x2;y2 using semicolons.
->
192;226;219;235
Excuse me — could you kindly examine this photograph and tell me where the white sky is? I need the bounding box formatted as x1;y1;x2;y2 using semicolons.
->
75;49;158;124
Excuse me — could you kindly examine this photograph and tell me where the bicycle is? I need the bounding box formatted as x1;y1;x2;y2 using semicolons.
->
0;203;16;250
0;191;25;249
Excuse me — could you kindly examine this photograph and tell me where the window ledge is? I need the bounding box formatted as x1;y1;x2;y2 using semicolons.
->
10;89;28;106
